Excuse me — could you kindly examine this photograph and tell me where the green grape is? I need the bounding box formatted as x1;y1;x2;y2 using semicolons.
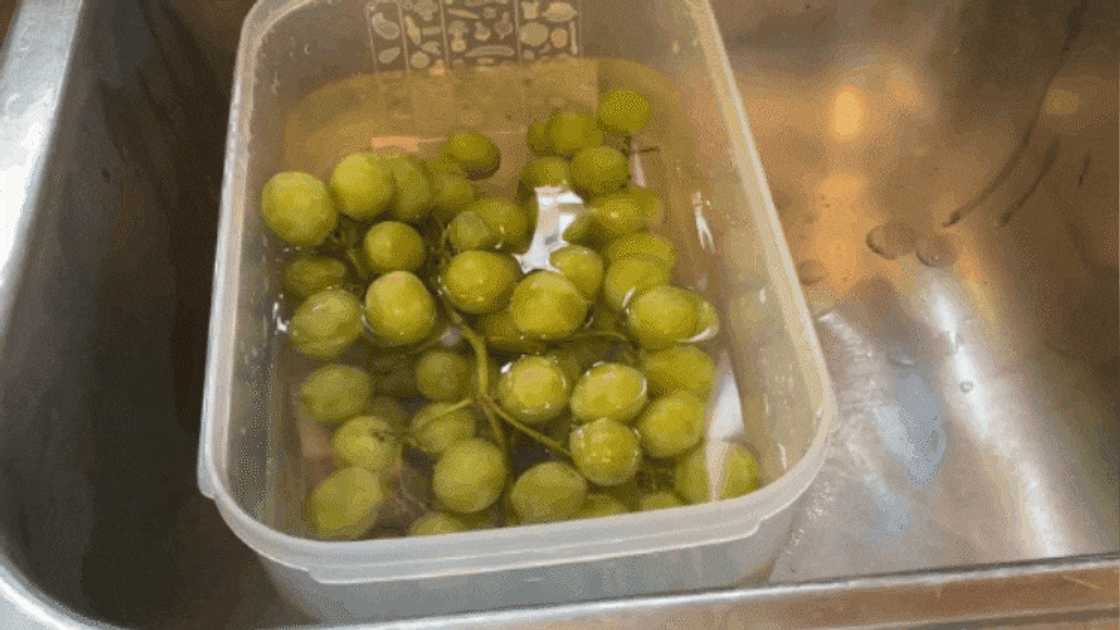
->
674;442;761;504
510;271;589;341
332;415;402;473
441;131;501;180
432;438;507;513
368;348;413;375
364;271;437;346
373;360;419;398
442;250;521;315
640;345;715;398
362;221;427;274
573;493;628;519
638;490;683;512
561;213;601;248
497;355;571;425
549;245;604;300
329;152;395;221
520;156;571;193
448;211;499;252
527;118;553;156
366;395;409;427
589;192;645;240
560;336;613;371
410;401;478;455
305;467;383;540
590;299;624;333
570;362;648;424
298;364;373;423
414;349;473;402
283;255;348;300
625;184;666;227
603;232;677;269
510;462;588;523
425;155;467;176
457;508;498;530
635;391;706;459
571;146;629;197
602;254;670;311
430;170;478;224
545;346;583;386
261;171;338;247
469;197;532;252
546;111;604;157
477;309;547;355
626;285;701;350
597;89;652;136
290;288;363;360
569;418;642;486
386;155;434;223
408;511;467;536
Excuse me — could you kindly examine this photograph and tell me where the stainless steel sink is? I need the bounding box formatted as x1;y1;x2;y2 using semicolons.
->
0;0;1115;628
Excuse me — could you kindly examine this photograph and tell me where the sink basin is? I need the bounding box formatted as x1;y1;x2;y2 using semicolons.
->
0;0;1115;628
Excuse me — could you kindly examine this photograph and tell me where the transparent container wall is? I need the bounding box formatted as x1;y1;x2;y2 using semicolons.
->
224;0;819;532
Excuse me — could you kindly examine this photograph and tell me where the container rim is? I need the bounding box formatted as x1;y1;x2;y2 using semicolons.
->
199;0;838;585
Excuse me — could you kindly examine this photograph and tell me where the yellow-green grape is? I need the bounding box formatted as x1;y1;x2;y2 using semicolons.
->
373;360;419;398
425;155;467;176
441;131;501;180
410;401;478;455
298;364;373;424
458;508;498;530
520;156;571;193
305;467;384;540
442;250;520;315
597;89;652;136
510;271;589;341
468;197;531;252
364;271;437;346
414;349;473;402
590;299;625;333
386;155;434;223
570;418;642;486
574;493;629;519
527;118;553;156
626;285;700;350
625;185;666;227
589;192;645;240
430;170;478;224
571;146;629;197
640;345;715;398
362;221;427;274
497;355;571;425
332;416;401;473
674;442;761;504
408;512;467;536
283;255;348;300
261;171;338;247
638;490;684;512
329;152;395;221
562;213;601;248
477;309;547;355
432;438;507;513
570;362;648;424
561;336;613;372
603;232;677;269
635;391;706;459
549;245;604;300
546;111;604;157
545;346;583;386
448;211;499;252
510;462;588;523
602;254;671;311
367;395;409;427
290;288;363;360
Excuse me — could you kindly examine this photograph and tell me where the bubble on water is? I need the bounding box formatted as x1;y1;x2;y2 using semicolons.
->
959;381;974;393
866;222;916;260
915;235;958;267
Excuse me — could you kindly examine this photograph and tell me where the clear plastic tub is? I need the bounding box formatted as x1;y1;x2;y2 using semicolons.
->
199;0;836;622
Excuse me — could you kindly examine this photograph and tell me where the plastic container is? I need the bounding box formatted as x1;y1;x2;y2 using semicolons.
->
199;0;836;622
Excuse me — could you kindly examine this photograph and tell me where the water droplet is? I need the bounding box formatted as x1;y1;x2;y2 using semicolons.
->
866;222;916;260
959;381;974;393
797;259;827;285
915;235;958;267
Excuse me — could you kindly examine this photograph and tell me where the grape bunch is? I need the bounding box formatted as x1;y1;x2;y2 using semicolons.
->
262;88;762;541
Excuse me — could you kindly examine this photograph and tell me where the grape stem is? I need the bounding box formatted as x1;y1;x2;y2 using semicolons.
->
437;293;508;454
486;401;571;457
568;329;631;345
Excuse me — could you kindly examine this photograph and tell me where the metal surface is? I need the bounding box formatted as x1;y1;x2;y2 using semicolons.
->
0;0;1116;628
